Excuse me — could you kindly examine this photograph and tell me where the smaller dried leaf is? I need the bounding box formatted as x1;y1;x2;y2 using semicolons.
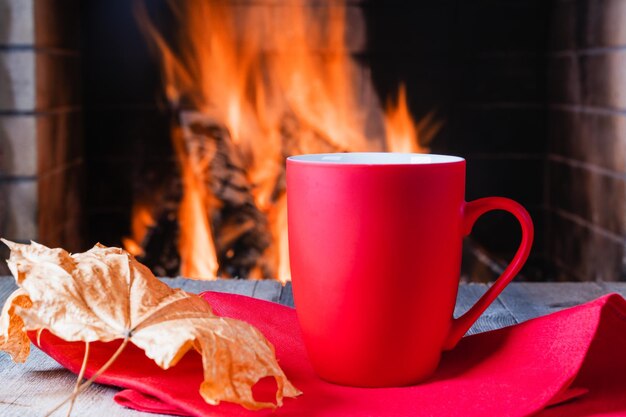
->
0;239;300;410
0;288;32;362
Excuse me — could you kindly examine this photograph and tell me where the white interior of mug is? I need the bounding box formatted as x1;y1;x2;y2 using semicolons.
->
288;152;464;165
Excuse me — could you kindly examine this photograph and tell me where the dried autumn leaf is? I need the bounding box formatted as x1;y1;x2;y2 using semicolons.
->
0;288;32;362
0;239;300;410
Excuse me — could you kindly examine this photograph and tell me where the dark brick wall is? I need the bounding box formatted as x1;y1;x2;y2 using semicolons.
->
0;0;84;275
546;0;626;281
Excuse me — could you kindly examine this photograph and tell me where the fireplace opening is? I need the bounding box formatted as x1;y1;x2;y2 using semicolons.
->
124;0;442;281
1;0;624;282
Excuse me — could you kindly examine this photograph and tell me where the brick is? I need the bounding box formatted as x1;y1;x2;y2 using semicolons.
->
0;0;81;49
586;51;626;110
0;50;36;111
548;211;624;281
0;112;84;178
581;0;626;48
0;179;38;240
547;54;581;105
548;159;626;236
549;51;626;110
35;53;81;110
38;162;84;249
550;0;626;50
0;0;34;45
37;110;83;175
548;110;626;173
0;51;80;111
0;115;37;176
34;0;80;49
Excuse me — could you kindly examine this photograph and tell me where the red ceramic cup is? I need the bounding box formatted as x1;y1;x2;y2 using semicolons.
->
286;153;534;387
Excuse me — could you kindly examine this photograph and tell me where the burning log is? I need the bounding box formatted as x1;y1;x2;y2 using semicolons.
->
177;112;273;278
135;109;351;279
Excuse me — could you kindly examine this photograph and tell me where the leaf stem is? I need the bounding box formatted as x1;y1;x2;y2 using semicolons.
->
66;342;90;417
45;338;129;417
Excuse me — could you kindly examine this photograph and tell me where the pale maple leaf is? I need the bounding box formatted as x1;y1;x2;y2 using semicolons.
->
0;239;301;412
0;288;31;362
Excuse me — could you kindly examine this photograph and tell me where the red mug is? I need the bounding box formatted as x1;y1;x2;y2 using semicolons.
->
286;152;534;387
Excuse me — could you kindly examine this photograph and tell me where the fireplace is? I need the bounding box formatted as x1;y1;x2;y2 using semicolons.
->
1;0;624;282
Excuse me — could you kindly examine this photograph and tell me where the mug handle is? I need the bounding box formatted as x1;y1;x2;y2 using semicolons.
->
443;197;534;350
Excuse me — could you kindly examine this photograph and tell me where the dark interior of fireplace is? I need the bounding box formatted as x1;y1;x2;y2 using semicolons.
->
1;0;624;282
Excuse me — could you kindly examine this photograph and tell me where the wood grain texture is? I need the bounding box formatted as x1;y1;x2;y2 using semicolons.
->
164;277;257;296
454;283;518;335
496;282;609;323
278;282;295;307
0;346;172;417
0;277;624;416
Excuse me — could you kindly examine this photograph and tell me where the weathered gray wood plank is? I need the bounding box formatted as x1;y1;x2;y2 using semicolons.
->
279;282;295;307
496;282;607;323
596;282;626;297
0;346;171;417
0;276;17;303
163;278;286;303
163;277;258;296
251;280;284;303
453;283;518;335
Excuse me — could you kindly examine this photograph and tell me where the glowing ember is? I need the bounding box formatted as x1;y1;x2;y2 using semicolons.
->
135;0;436;280
122;202;155;257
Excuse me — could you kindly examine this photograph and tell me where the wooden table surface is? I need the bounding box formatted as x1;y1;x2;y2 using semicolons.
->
0;277;625;416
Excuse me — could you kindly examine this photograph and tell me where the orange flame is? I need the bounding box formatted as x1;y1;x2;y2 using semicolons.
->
172;128;220;279
136;0;434;281
122;202;155;257
384;84;423;153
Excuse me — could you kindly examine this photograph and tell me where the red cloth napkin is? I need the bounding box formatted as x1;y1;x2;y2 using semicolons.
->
32;292;626;417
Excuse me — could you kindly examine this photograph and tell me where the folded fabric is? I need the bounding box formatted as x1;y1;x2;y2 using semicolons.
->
33;292;626;417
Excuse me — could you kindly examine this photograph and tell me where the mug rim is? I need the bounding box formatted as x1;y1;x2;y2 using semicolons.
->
287;152;465;165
